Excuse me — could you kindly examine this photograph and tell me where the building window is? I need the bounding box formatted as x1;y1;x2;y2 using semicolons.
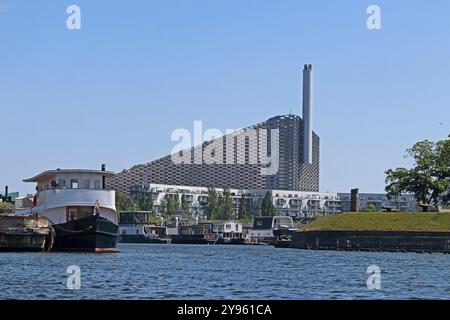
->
83;180;90;189
94;180;101;189
70;179;79;189
58;179;66;189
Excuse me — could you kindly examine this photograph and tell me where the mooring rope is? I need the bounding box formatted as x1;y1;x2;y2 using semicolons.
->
47;217;94;233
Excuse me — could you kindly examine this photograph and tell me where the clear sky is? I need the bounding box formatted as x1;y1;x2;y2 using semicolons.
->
0;0;449;195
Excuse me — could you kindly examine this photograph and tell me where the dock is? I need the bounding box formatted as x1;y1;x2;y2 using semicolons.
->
0;214;54;251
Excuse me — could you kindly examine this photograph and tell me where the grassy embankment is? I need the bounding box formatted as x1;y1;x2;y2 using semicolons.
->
301;212;450;232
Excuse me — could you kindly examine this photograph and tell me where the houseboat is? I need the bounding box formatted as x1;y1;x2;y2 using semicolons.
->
170;223;218;244
23;167;120;252
249;216;297;245
119;225;170;243
118;212;173;244
205;220;246;245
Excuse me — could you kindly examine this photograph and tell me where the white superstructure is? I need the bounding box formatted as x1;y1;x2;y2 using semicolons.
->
23;168;117;225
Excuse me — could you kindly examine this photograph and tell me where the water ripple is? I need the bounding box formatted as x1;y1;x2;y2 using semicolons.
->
1;244;450;299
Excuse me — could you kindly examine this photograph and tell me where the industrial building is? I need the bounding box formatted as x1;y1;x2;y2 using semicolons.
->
107;65;320;194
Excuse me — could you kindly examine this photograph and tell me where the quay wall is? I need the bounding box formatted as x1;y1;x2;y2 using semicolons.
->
291;230;450;253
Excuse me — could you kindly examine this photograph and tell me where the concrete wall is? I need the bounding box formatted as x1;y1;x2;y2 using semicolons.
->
292;230;450;253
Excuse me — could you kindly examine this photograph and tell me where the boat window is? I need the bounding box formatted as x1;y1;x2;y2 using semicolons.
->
79;207;93;219
67;207;78;221
58;179;66;188
94;180;101;189
82;180;90;189
70;179;79;189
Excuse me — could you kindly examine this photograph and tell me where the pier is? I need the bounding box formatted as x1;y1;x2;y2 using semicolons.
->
0;214;53;251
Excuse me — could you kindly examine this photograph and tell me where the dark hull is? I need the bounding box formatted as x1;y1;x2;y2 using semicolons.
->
273;239;292;248
120;235;169;244
216;238;248;245
52;215;120;252
170;234;216;244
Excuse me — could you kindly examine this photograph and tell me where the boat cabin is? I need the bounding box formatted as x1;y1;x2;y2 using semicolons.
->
249;216;295;242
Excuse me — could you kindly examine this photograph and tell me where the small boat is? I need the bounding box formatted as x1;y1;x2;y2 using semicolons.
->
23;167;120;252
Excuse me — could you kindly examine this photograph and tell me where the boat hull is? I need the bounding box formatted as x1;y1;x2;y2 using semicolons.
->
170;234;216;244
120;234;169;244
52;215;120;252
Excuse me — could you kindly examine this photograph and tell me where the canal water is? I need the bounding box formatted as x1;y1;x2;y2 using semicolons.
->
1;244;449;300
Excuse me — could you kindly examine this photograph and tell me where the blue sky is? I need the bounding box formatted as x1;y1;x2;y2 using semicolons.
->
0;0;449;195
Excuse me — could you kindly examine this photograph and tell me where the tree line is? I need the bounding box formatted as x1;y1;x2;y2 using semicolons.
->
115;186;278;220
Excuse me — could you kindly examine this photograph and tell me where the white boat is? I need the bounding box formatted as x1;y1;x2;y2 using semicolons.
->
23;167;120;252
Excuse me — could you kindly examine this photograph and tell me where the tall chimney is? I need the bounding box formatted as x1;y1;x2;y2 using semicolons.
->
303;64;313;164
4;186;8;202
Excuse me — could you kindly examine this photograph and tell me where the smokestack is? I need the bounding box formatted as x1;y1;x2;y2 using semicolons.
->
302;64;313;164
4;186;8;201
101;164;106;190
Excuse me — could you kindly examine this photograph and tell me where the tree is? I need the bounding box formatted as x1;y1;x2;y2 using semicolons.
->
115;192;135;212
436;135;450;204
175;192;181;211
205;185;219;220
159;197;168;216
0;201;14;213
255;202;262;216
238;194;253;219
180;194;190;212
238;194;248;218
261;191;276;216
166;194;176;215
362;203;377;212
385;136;450;211
245;196;253;217
217;194;224;219
159;194;180;217
222;187;234;220
133;190;154;212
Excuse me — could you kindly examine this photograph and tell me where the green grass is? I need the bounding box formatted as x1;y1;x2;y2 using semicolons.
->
301;212;450;232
